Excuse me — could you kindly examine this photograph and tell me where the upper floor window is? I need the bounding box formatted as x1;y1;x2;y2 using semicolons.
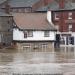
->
68;24;72;32
68;12;72;19
44;31;50;37
24;31;27;38
27;31;33;37
55;13;59;20
24;31;33;38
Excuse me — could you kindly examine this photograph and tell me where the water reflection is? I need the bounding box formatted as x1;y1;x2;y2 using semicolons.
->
0;47;75;74
0;53;14;65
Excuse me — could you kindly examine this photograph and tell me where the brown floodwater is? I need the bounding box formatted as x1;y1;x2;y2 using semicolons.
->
0;47;75;75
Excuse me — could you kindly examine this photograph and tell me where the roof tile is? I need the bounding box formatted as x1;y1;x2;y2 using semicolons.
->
13;13;56;31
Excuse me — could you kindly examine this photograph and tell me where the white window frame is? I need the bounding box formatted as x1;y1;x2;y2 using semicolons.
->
23;31;33;38
55;13;59;20
68;12;72;19
44;31;50;37
68;24;72;32
27;31;33;37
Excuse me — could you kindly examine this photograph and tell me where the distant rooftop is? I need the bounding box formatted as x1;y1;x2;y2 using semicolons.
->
36;0;75;11
37;0;59;11
1;0;75;11
8;0;40;8
0;0;6;4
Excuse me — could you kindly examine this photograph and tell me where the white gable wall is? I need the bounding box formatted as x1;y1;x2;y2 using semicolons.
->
13;28;56;41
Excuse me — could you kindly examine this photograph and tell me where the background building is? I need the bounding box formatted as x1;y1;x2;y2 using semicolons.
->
0;0;75;46
51;0;75;45
36;0;75;46
0;12;13;46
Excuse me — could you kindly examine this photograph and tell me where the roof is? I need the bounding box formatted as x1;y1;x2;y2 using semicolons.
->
8;0;40;8
0;0;6;4
37;0;59;11
36;0;75;11
13;13;56;31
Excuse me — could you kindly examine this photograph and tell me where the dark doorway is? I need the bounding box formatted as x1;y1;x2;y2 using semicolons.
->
54;34;60;48
70;36;74;45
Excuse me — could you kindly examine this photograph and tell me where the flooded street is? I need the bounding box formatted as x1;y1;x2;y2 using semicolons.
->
0;47;75;75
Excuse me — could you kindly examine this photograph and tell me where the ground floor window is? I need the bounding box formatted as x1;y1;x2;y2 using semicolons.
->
60;36;65;45
41;43;48;50
33;43;39;50
60;34;74;45
22;44;31;51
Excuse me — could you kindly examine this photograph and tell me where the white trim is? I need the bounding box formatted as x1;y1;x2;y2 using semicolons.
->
54;13;59;20
68;12;72;19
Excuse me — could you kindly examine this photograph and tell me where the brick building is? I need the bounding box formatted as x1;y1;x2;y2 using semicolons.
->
0;12;13;46
36;0;75;46
51;0;75;45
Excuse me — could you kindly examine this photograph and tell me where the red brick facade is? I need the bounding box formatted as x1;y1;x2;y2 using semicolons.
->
72;11;75;32
52;10;75;32
52;0;75;32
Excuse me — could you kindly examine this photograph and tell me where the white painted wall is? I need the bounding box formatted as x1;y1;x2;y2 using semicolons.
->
47;11;54;25
13;28;56;41
47;11;52;23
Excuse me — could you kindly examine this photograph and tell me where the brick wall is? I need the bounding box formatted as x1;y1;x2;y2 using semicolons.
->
52;10;75;32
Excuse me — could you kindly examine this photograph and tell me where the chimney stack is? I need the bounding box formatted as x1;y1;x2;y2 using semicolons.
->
47;11;52;24
59;0;65;9
47;11;55;28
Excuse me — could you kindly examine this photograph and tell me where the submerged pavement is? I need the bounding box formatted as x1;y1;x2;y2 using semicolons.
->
0;47;75;75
